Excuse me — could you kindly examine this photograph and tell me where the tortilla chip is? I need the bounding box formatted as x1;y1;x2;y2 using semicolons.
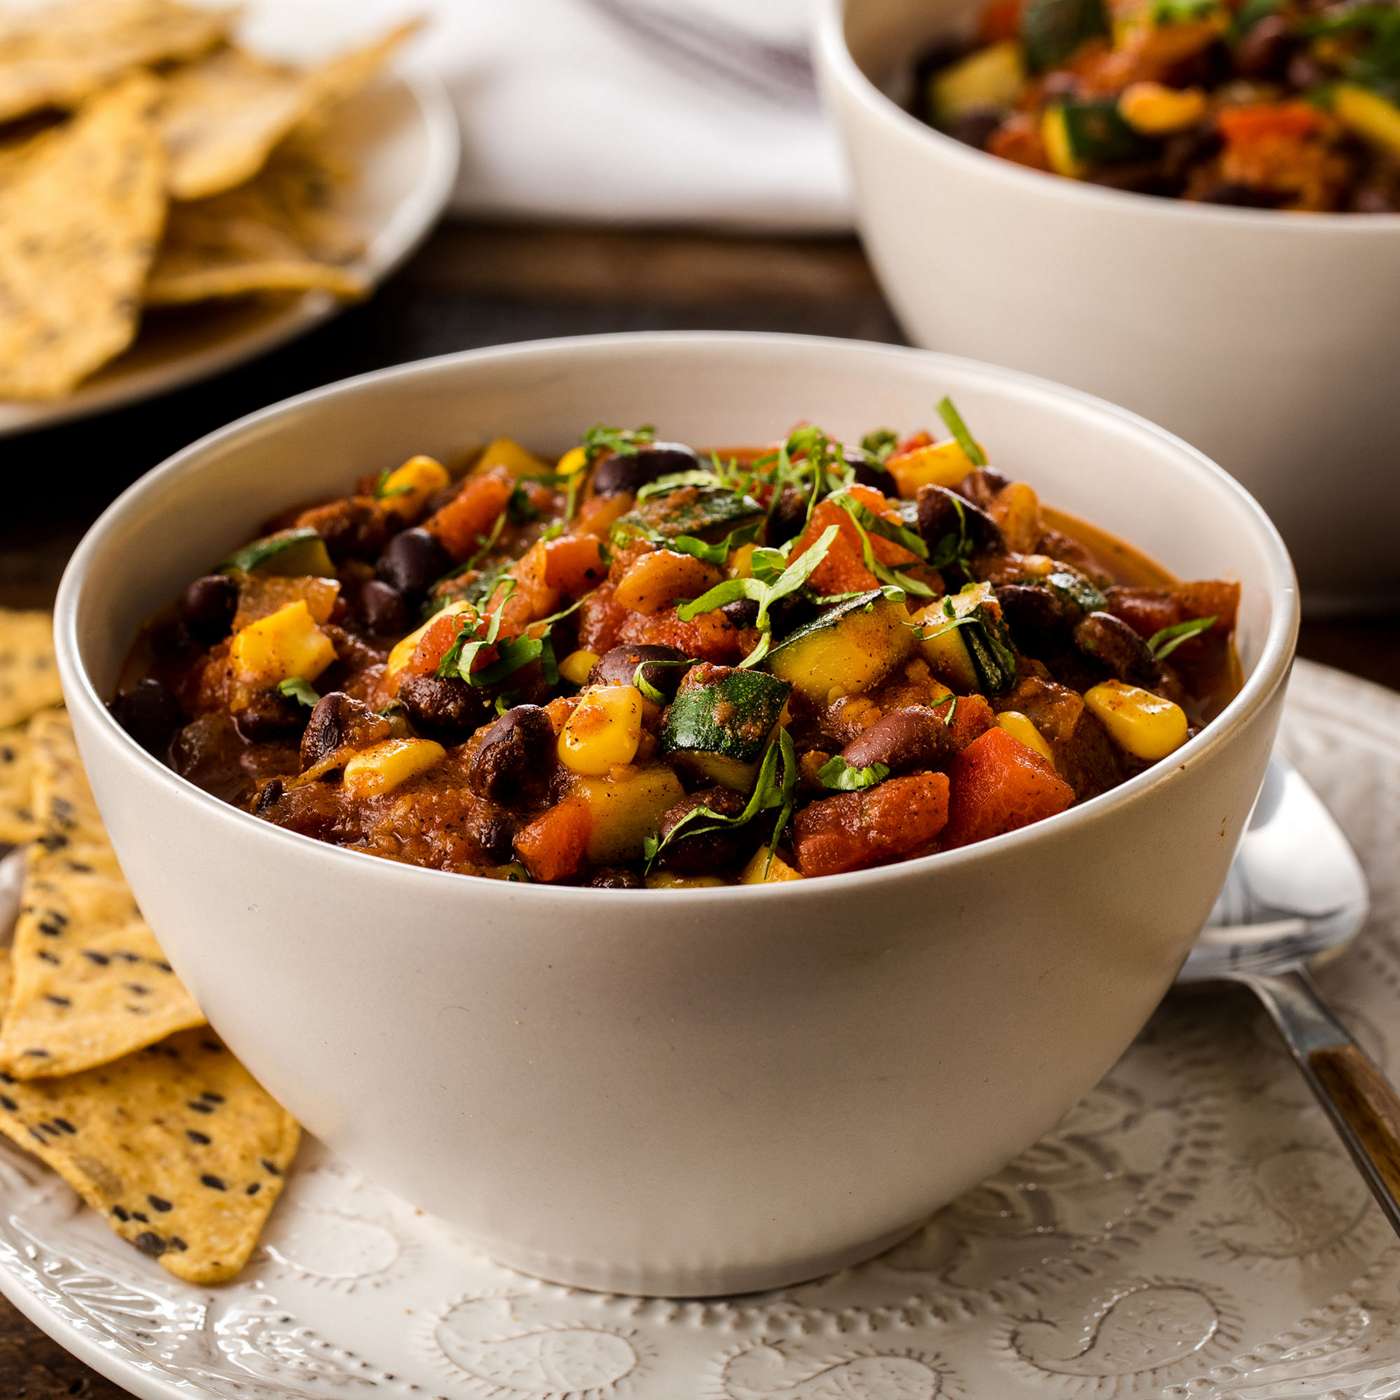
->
145;137;367;306
0;75;167;400
0;611;62;729
0;0;233;124
160;22;419;201
0;712;204;1079
0;960;299;1284
0;719;42;847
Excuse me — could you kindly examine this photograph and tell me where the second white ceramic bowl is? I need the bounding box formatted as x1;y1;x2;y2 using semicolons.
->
56;334;1296;1296
816;0;1400;609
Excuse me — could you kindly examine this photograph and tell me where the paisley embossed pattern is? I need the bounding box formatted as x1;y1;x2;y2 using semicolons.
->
0;658;1397;1399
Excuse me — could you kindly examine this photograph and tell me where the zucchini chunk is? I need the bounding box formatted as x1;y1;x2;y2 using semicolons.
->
769;590;914;703
1022;0;1110;72
931;40;1027;124
913;582;1018;694
1043;99;1152;177
619;485;764;544
660;663;791;790
221;527;335;579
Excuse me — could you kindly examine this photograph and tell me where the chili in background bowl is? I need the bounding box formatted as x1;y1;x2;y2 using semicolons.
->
54;333;1297;1296
815;0;1400;610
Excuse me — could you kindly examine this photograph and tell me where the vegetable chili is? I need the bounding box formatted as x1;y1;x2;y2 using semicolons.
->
915;0;1400;211
113;411;1241;887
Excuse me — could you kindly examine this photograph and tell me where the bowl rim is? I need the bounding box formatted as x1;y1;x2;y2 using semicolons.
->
815;0;1400;234
54;330;1300;905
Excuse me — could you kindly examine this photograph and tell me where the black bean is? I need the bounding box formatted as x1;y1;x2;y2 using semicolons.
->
470;810;517;864
592;442;698;496
356;579;411;636
232;690;304;742
842;706;953;775
766;485;808;544
252;779;283;814
377;527;450;597
588;644;690;696
1074;611;1161;687
654;787;758;875
180;574;238;643
108;679;183;757
1197;182;1288;209
953;467;1010;510
396;673;490;743
466;705;555;804
916;484;1004;557
1234;14;1293;78
996;583;1081;649
721;597;760;628
300;691;376;769
589;867;645;889
946;105;1005;150
839;446;891;492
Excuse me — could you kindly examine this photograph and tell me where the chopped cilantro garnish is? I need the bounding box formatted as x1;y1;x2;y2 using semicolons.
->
277;676;320;708
817;754;891;791
860;428;899;464
582;423;655;465
1148;614;1218;661
936;396;988;468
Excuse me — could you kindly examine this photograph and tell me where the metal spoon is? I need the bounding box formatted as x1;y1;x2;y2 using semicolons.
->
1179;754;1400;1234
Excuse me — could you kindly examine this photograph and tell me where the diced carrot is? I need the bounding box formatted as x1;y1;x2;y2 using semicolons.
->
943;726;1075;848
488;540;562;637
979;0;1023;43
425;472;513;559
793;772;950;877
613;548;723;614
403;611;496;681
946;693;996;751
543;535;607;595
1217;102;1325;145
897;431;933;455
515;795;592;882
1106;581;1238;641
1176;580;1240;631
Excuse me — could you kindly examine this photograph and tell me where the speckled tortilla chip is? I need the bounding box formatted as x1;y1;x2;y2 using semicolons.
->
0;612;62;729
0;712;204;1078
0;0;233;124
145;136;366;305
0;961;299;1284
160;22;419;201
0;718;43;846
0;75;167;400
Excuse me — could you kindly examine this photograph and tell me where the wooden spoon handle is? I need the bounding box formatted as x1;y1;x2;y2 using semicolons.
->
1238;965;1400;1237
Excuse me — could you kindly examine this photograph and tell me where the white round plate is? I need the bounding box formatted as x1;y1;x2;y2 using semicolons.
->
0;63;458;439
2;658;1399;1399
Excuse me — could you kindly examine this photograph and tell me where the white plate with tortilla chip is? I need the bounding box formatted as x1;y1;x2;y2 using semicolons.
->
0;9;458;438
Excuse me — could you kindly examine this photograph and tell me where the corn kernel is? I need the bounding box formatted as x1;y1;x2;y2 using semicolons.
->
1042;106;1084;178
996;711;1056;767
342;737;446;798
887;440;980;498
385;600;473;679
474;436;549;478
740;846;803;883
558;648;600;687
378;454;450;515
727;543;757;579
1085;680;1188;761
556;445;588;476
1119;82;1207;135
229;600;336;688
1334;84;1400;159
645;871;726;889
558;684;644;776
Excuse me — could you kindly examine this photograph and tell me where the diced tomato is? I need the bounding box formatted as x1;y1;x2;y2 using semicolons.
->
793;772;950;877
987;112;1049;170
979;0;1023;43
946;693;996;751
577;583;629;654
425;472;513;560
1217;102;1324;146
943;727;1074;848
791;485;919;595
515;796;591;882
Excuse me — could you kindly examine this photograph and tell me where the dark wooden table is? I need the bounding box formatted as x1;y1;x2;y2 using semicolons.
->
2;221;1397;1393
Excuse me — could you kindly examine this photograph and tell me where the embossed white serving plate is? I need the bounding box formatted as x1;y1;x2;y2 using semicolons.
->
4;661;1397;1400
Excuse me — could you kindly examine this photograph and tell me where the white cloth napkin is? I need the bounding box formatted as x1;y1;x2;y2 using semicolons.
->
261;0;854;232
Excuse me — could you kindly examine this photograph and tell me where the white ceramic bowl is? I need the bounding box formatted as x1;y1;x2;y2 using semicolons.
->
815;0;1400;609
55;333;1297;1297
